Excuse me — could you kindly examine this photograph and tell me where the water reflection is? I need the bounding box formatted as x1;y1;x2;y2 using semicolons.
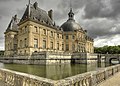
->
0;61;112;80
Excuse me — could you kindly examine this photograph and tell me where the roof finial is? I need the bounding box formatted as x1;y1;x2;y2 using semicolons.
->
70;0;71;9
29;0;30;5
68;0;74;20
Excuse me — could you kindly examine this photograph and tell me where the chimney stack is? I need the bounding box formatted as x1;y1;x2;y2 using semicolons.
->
34;2;38;9
48;9;53;20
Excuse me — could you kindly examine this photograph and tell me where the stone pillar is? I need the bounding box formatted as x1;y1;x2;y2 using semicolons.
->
28;25;33;47
91;72;97;86
97;54;101;63
104;69;108;80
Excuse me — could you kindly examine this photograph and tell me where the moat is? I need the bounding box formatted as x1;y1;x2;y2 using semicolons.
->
0;62;112;80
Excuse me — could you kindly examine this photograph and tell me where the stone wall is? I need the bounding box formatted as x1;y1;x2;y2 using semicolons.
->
1;52;111;65
0;52;100;64
0;52;72;65
0;64;120;86
71;53;98;64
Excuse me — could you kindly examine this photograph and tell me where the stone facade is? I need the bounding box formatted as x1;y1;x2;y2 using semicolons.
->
4;1;94;57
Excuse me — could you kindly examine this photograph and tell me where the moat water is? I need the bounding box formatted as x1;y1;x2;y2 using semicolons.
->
0;62;112;80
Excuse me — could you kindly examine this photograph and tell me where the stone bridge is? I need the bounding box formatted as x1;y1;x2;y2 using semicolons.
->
98;54;120;64
105;54;120;64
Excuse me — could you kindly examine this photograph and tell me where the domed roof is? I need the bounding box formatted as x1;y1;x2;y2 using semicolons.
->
61;8;82;32
61;19;82;32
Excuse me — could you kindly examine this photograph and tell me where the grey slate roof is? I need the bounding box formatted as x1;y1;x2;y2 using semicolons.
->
61;19;83;32
20;2;53;26
6;15;19;32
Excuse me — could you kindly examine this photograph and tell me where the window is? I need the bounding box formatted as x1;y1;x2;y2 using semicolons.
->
43;29;46;35
57;34;59;38
72;44;75;51
8;44;9;50
24;38;27;47
20;29;22;33
34;39;38;48
10;42;12;50
62;44;64;50
25;26;27;28
66;35;68;39
14;44;17;50
78;43;81;52
24;26;27;33
43;40;46;49
20;40;22;48
62;35;64;39
51;31;53;36
57;43;59;50
34;26;38;32
50;42;53;49
72;35;75;39
25;50;26;54
20;51;22;54
66;44;69;51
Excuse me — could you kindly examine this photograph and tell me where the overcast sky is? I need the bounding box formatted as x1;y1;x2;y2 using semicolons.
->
0;0;120;50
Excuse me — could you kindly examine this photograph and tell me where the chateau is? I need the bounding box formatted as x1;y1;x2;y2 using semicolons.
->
4;1;94;57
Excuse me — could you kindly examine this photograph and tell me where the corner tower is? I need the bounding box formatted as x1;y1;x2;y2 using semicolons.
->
4;15;19;56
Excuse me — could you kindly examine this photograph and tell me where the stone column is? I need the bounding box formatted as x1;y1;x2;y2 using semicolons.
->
28;25;33;47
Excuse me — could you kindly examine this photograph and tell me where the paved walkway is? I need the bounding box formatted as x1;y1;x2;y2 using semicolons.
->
98;72;120;86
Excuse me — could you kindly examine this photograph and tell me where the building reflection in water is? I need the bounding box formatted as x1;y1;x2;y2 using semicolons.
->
0;61;111;80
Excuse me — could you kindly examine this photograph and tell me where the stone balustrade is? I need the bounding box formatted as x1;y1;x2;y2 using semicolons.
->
0;64;120;86
0;68;56;86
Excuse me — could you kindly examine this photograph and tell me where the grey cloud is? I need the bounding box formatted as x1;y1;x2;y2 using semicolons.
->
84;0;103;19
0;0;22;2
57;0;87;10
0;8;11;17
52;0;120;39
82;18;120;38
16;8;26;18
0;16;2;19
54;0;87;21
84;0;120;19
0;0;120;48
0;37;4;40
0;38;4;50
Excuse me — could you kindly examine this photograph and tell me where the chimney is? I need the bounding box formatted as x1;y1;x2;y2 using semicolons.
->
48;9;53;20
34;2;38;9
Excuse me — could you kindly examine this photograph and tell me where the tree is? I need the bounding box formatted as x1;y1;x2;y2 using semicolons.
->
94;45;120;54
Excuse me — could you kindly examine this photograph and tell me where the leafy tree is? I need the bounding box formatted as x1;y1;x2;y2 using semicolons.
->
94;45;120;54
